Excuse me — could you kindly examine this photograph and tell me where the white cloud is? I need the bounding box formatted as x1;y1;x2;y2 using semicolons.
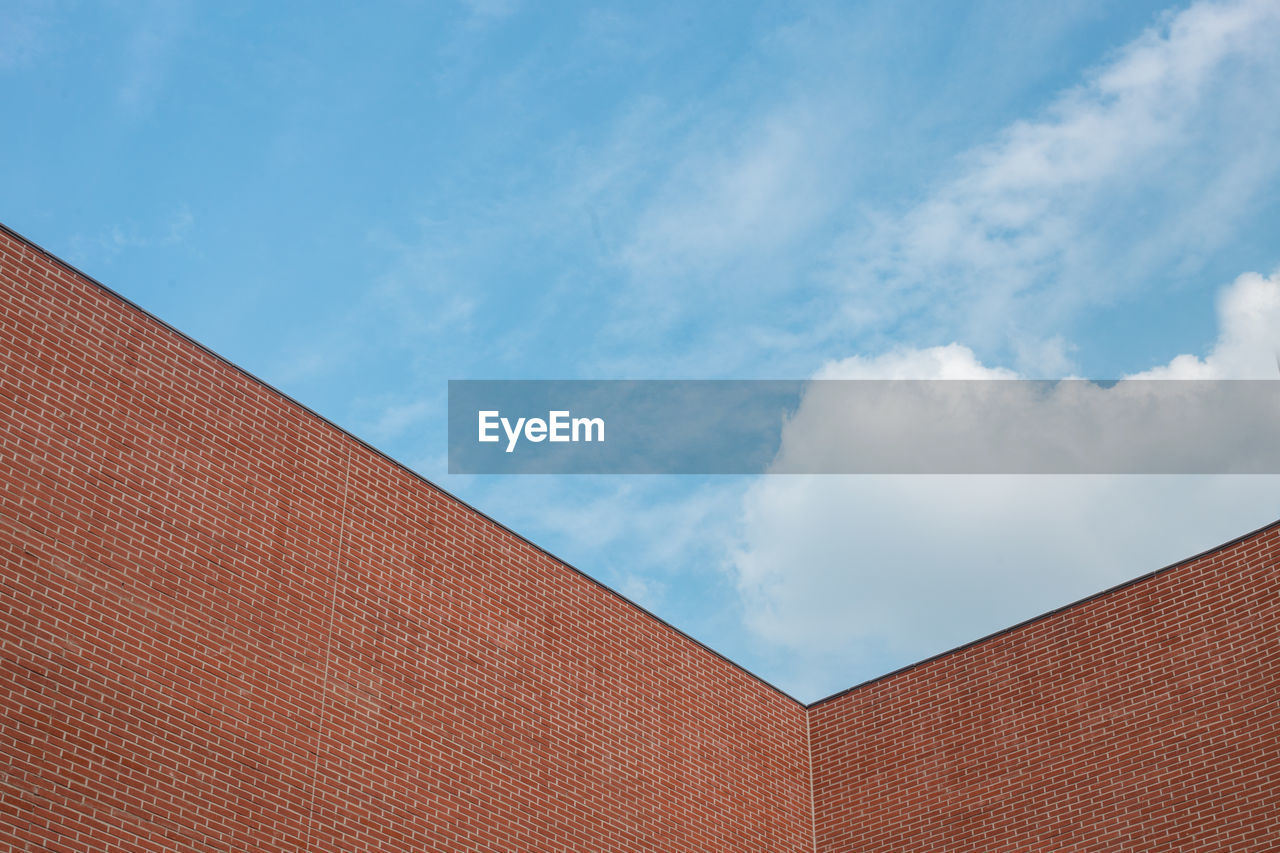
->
813;343;1016;380
563;0;1280;380
622;106;836;277
733;471;1279;700
729;267;1280;701
831;0;1280;361
1129;269;1280;378
68;206;195;267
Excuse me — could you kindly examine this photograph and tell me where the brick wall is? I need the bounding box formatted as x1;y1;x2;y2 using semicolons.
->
2;222;1277;852
0;226;812;851
810;525;1280;852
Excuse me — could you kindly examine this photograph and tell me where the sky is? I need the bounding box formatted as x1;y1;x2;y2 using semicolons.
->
4;0;1280;701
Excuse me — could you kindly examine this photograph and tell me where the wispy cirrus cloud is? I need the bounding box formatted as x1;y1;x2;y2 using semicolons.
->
621;104;839;280
828;0;1280;366
551;0;1280;379
67;206;194;266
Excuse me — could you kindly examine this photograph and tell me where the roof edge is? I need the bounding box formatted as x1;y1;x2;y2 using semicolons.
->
0;220;806;708
9;220;1274;714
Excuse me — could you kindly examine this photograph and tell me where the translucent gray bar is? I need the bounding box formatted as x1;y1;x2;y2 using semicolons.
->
447;380;1280;474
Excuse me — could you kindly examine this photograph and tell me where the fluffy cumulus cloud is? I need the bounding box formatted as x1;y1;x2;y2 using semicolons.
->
769;279;1280;478
812;343;1018;381
730;270;1280;701
1129;270;1280;378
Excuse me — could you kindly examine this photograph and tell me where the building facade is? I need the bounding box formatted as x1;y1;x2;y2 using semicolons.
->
2;223;1276;851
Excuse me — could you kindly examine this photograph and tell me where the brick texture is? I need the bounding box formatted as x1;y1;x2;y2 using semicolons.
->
0;227;810;851
2;222;1277;851
810;526;1280;852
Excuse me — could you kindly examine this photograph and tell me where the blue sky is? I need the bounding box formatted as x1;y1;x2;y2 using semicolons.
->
5;0;1280;700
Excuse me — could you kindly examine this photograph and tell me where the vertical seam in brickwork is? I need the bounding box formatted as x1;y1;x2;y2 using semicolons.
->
806;709;818;853
301;442;353;851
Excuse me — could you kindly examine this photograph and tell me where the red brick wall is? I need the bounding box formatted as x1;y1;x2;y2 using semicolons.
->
4;222;1278;852
0;227;812;852
809;524;1280;852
